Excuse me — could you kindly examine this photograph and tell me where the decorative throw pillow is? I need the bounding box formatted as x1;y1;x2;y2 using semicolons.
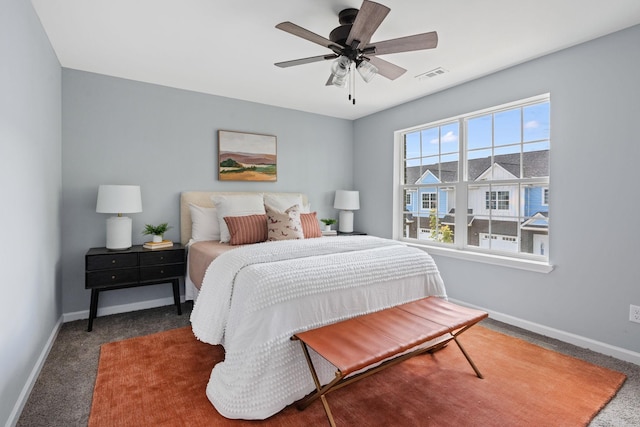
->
189;203;220;241
224;214;268;245
300;212;322;238
211;194;266;243
265;204;304;241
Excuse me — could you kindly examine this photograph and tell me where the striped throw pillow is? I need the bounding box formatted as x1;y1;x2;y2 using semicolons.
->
300;212;322;238
223;214;268;245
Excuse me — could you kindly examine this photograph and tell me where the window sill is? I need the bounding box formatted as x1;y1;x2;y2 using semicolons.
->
403;241;554;273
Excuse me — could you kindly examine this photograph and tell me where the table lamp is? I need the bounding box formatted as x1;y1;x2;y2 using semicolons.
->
96;185;142;250
334;190;360;233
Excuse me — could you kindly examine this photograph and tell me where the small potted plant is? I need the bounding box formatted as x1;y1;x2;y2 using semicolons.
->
320;218;337;232
142;223;172;242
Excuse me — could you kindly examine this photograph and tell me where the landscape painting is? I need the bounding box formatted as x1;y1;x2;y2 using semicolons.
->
218;130;277;181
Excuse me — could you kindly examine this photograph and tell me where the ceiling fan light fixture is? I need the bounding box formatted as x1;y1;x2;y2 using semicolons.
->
331;56;351;77
331;56;351;87
357;60;378;83
331;73;348;87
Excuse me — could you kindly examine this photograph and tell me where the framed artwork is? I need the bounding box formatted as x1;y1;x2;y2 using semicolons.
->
218;130;277;182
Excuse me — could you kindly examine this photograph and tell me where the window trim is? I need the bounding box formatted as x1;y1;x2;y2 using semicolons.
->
393;94;552;271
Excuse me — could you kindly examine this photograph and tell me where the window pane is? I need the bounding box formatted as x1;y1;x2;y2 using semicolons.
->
494;108;521;146
468;149;492;180
522;148;549;179
405;132;421;159
440;122;459;154
523;102;550;142
495;145;521;179
421;128;439;157
467;115;492;150
403;213;417;239
440;154;458;183
523;141;549;152
522;185;549;215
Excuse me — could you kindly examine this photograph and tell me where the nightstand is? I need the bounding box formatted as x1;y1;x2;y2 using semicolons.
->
337;231;367;235
85;244;185;331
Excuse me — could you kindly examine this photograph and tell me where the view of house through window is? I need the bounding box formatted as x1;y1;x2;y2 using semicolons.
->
399;95;550;260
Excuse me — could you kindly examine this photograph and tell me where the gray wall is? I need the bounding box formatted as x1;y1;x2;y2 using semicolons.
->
61;70;354;314
354;25;640;354
0;0;62;424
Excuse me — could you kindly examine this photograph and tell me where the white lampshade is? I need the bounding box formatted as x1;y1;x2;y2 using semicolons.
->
334;190;360;233
96;185;143;214
334;190;360;211
96;185;142;250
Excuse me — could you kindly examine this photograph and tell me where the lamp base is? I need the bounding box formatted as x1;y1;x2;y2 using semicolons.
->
338;210;354;233
106;216;132;250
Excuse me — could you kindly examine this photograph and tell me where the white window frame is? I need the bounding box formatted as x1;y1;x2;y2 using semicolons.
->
421;192;437;210
392;94;553;273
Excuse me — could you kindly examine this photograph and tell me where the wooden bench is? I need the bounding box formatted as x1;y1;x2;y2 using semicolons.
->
292;296;488;426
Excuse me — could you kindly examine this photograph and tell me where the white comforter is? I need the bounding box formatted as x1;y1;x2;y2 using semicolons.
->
190;236;446;419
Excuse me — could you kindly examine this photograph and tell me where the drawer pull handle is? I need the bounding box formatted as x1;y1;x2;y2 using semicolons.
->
160;256;164;260
160;270;164;274
112;260;116;264
111;275;116;280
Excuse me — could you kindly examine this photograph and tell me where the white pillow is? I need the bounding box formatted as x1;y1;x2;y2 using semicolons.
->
189;203;220;241
211;194;266;243
264;193;310;213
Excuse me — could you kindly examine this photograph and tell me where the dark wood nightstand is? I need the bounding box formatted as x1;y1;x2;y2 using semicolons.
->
337;231;367;235
85;244;185;331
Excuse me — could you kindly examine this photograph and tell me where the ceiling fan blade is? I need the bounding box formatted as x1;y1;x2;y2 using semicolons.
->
276;22;343;51
346;0;390;49
275;54;338;68
365;31;438;56
368;57;406;80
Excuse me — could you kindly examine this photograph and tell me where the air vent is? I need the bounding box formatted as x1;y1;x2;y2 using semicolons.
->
415;67;448;80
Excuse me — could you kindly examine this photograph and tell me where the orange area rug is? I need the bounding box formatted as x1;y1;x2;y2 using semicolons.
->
88;325;625;426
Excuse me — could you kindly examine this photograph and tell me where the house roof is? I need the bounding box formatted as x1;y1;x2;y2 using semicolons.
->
406;150;549;185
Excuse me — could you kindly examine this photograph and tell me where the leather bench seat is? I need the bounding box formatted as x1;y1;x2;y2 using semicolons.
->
292;296;488;426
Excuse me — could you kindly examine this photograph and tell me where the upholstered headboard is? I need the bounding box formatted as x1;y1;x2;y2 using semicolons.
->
179;191;309;245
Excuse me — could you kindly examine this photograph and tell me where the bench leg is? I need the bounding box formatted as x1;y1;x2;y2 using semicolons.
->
297;341;341;427
453;336;483;379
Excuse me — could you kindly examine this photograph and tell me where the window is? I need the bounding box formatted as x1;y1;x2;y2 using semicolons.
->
422;192;437;209
485;191;509;210
396;94;550;263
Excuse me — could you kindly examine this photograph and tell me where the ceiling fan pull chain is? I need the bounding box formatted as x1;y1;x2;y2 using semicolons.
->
353;68;356;105
348;62;353;102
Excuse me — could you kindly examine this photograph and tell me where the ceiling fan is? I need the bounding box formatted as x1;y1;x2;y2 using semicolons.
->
275;0;438;104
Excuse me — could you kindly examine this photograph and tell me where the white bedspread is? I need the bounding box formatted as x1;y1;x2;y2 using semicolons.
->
190;236;446;420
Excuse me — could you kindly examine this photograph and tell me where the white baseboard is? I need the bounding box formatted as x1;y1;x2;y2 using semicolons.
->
63;295;185;323
7;315;63;427
449;298;640;366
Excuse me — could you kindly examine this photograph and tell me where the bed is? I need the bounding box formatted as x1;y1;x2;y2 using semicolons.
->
181;191;447;420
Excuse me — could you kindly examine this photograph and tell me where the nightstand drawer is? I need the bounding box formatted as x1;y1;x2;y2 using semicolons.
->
86;268;139;288
139;250;184;266
140;264;184;282
87;253;138;271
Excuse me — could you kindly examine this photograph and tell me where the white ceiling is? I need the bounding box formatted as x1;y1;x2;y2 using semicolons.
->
31;0;640;120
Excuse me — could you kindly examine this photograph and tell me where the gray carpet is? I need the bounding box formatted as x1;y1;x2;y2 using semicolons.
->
17;304;639;426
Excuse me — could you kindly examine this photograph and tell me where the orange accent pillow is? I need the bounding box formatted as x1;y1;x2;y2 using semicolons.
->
223;214;268;245
300;212;322;238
